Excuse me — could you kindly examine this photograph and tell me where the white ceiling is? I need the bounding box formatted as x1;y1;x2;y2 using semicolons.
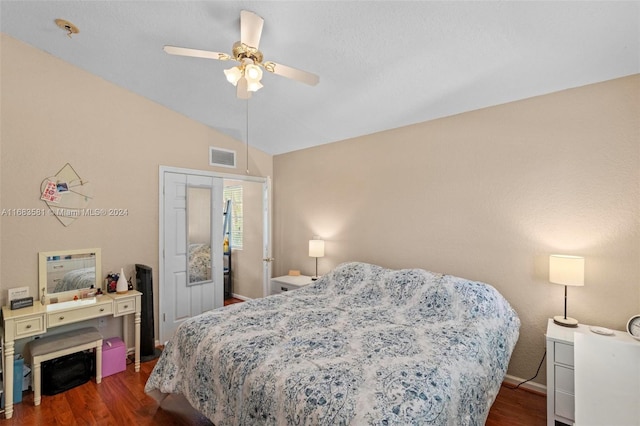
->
1;1;638;155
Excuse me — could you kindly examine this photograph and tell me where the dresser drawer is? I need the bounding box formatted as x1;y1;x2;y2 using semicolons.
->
15;315;46;338
555;365;574;394
555;341;574;366
47;302;113;327
113;297;136;317
270;277;313;295
271;281;296;294
555;389;575;421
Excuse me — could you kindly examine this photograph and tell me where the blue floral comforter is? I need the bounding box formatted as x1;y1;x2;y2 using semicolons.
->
145;262;520;425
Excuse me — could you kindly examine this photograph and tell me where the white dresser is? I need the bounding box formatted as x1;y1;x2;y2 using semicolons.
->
545;319;638;426
270;275;313;295
1;291;141;419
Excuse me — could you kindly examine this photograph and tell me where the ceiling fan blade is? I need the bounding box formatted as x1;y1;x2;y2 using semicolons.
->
237;77;251;99
264;61;319;86
163;45;231;61
240;10;264;49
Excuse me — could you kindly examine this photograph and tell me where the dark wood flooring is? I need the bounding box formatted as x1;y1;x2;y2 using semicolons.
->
3;355;213;426
2;359;547;425
2;297;547;425
487;385;547;426
223;297;244;306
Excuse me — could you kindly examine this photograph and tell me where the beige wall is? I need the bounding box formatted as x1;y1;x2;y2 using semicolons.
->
0;34;272;339
273;74;640;384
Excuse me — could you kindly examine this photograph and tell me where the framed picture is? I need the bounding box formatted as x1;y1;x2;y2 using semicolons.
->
56;182;70;193
106;273;118;293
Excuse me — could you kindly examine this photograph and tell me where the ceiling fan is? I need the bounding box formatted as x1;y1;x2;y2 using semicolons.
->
164;10;319;99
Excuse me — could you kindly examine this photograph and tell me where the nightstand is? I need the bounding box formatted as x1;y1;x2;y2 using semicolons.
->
546;319;579;426
270;275;313;295
545;318;637;426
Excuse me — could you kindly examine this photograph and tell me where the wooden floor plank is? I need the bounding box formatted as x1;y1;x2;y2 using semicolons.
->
4;355;546;425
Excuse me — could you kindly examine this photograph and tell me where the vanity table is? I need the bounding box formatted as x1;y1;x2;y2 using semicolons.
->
1;290;141;419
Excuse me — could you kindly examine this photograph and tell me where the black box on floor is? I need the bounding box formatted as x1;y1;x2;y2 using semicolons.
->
41;351;94;396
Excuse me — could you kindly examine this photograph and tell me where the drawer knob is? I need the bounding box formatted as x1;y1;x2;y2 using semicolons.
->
124;305;128;309
59;316;65;320
26;324;32;329
99;308;105;312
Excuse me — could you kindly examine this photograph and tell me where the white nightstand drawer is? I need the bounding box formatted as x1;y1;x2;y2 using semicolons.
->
555;342;574;366
272;282;288;293
555;390;575;420
555;365;574;394
271;281;301;294
270;275;313;295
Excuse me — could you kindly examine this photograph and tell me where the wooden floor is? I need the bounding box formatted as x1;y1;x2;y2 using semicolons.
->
3;298;547;425
486;385;547;426
223;297;243;306
3;357;547;425
4;355;213;426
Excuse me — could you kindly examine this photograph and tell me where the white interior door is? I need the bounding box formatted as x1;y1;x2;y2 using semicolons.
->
160;171;223;343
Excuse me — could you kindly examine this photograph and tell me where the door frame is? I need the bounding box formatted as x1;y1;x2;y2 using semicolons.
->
159;166;272;342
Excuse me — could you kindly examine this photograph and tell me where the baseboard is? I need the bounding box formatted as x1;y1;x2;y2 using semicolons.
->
231;293;251;301
503;374;547;395
127;341;163;355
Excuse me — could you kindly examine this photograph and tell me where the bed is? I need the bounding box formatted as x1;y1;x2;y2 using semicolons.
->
145;262;520;425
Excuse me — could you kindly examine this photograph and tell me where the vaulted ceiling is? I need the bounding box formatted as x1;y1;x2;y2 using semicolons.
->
2;1;638;155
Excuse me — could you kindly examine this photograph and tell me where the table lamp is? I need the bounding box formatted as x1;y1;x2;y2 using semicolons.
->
309;238;325;281
549;254;585;327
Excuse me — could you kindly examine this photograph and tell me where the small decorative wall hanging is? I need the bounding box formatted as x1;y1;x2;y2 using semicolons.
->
40;163;93;226
105;272;119;293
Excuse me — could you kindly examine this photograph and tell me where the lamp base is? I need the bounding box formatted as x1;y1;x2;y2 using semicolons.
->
553;315;579;327
311;276;319;281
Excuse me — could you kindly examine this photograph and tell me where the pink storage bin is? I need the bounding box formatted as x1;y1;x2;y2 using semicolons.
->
102;337;126;377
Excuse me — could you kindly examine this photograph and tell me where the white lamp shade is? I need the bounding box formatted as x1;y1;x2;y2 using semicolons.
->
549;255;585;287
245;64;263;81
309;239;325;258
223;66;242;85
247;80;263;92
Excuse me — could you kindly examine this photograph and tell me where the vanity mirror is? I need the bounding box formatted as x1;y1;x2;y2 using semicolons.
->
38;248;102;301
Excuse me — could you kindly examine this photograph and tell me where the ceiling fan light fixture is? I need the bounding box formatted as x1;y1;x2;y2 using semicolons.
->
247;80;263;92
245;63;263;81
165;10;319;99
224;66;243;86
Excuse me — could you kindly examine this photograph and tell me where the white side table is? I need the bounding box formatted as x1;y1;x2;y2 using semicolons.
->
546;318;581;426
270;275;313;295
545;318;637;426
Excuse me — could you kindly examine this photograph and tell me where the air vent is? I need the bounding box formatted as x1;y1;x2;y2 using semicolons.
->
209;147;236;168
